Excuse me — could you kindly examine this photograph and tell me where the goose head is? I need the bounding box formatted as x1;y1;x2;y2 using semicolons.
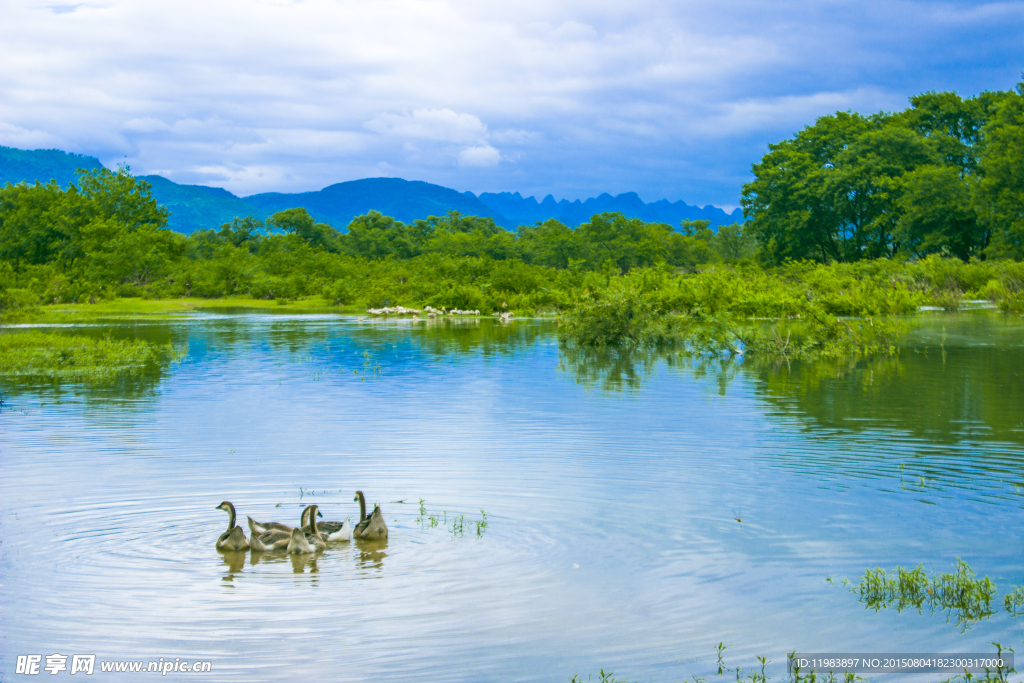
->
216;501;237;528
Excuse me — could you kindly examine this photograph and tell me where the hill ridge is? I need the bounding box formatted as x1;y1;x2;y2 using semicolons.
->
1;145;742;235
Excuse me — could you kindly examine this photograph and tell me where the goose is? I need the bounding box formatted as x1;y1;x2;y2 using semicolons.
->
247;516;289;536
251;505;319;552
216;501;250;550
248;506;323;536
288;505;327;555
353;490;388;541
305;512;351;542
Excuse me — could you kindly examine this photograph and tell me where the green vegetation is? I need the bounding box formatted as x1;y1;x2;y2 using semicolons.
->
1005;585;1024;616
833;558;1024;632
416;499;489;538
0;331;185;382
743;81;1024;262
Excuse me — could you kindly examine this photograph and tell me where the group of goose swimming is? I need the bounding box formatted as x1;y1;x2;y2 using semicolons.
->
216;490;388;554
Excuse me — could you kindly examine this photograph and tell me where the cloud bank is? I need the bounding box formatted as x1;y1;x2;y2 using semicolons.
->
1;0;1021;206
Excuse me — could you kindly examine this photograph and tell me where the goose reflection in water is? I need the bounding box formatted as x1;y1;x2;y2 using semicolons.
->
290;553;320;574
355;539;388;572
218;549;247;581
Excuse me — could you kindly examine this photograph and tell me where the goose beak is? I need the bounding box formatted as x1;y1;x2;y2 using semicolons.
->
318;510;323;518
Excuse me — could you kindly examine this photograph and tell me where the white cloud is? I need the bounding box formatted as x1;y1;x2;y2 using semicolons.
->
491;129;542;144
1;0;1020;203
123;117;171;133
695;88;906;138
188;164;289;187
0;122;65;149
458;145;501;167
365;109;488;145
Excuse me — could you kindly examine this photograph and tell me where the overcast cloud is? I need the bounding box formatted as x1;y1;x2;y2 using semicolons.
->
1;0;1021;207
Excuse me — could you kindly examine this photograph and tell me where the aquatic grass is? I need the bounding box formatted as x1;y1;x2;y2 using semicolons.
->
449;514;465;538
474;510;488;537
570;669;628;683
416;499;489;538
0;330;186;382
361;350;381;378
843;559;1000;632
1005;586;1024;616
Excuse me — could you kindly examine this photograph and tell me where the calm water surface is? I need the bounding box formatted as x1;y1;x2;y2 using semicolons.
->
1;311;1022;682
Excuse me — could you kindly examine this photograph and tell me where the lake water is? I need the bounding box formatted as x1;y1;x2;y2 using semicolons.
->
1;311;1022;682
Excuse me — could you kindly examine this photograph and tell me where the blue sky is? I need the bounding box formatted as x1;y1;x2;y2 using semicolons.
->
1;0;1021;209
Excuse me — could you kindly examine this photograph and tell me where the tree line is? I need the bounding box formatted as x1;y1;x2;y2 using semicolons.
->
0;164;756;307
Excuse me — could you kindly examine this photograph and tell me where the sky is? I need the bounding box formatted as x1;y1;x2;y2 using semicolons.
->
1;0;1022;209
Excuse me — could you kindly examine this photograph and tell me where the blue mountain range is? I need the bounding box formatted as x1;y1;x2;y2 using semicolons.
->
0;145;743;234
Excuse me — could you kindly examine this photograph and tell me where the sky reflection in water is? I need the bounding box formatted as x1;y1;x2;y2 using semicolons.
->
0;311;1022;682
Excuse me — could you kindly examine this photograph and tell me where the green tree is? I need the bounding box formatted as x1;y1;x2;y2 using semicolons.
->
742;112;879;263
901;89;1012;176
516;219;580;268
344;211;419;259
742;91;1014;263
575;212;670;272
711;222;758;262
824;126;939;259
267;207;341;253
0;180;75;269
896;165;982;260
0;166;182;285
976;82;1024;259
217;216;265;250
71;167;180;285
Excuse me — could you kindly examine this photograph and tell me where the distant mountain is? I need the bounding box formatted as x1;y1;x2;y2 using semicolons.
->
1;145;743;236
0;146;105;187
244;178;505;228
139;175;262;235
0;146;260;234
474;190;742;228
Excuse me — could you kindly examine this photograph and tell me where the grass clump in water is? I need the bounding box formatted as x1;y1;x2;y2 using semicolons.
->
1005;585;1024;616
0;331;186;382
416;499;489;538
842;558;1000;631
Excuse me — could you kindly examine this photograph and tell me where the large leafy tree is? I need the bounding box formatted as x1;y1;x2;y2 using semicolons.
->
897;165;982;260
976;83;1024;259
824;126;939;259
743;86;1020;263
742;112;878;263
